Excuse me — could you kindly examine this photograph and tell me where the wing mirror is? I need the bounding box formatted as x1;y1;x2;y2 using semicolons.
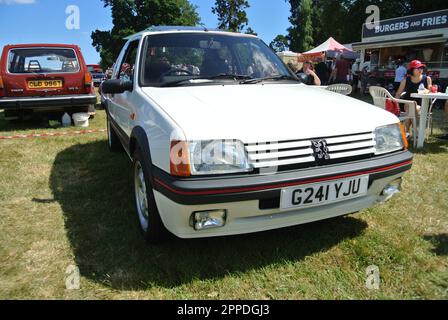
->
101;79;133;94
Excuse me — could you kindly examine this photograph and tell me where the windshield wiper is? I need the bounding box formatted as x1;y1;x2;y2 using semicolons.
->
206;73;253;80
159;73;253;87
240;74;299;84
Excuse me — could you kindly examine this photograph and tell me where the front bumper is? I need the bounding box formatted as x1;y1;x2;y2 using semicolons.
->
153;151;413;238
0;94;98;110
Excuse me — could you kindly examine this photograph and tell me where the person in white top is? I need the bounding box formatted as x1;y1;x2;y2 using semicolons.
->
328;57;337;84
394;60;407;93
362;60;371;72
360;60;371;94
351;58;361;93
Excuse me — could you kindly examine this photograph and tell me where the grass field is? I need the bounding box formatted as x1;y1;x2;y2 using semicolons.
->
0;99;447;299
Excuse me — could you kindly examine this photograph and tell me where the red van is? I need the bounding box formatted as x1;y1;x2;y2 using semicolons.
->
0;44;97;120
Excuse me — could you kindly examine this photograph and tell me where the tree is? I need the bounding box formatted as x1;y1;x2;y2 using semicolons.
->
317;0;350;43
407;0;448;14
310;0;325;45
287;0;302;52
337;0;407;44
287;0;318;52
212;0;250;32
91;0;200;68
286;0;448;53
317;0;448;45
245;27;258;36
297;0;314;52
269;35;289;52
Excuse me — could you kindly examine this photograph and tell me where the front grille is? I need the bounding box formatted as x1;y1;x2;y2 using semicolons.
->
245;132;376;170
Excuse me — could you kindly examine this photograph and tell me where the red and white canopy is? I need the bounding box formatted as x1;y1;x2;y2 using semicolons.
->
298;37;358;62
304;37;353;54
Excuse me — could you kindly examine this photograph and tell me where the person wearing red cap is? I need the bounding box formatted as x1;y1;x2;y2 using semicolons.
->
395;60;433;134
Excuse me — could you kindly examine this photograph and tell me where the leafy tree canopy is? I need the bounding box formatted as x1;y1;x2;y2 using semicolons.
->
91;0;200;68
286;0;448;52
270;35;290;52
212;0;250;32
245;27;258;36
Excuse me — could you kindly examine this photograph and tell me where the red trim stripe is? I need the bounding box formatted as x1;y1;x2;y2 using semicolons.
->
0;129;106;140
154;160;413;196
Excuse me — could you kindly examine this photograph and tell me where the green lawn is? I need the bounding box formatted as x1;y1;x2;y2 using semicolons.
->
0;104;447;299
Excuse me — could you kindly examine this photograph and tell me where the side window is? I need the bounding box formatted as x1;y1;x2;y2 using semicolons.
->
118;40;139;81
7;51;14;72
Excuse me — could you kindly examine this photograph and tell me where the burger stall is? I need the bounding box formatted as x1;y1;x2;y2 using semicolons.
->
352;9;448;90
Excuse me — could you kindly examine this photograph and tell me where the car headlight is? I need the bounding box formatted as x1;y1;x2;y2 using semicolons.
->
170;140;253;176
374;123;407;155
189;140;252;175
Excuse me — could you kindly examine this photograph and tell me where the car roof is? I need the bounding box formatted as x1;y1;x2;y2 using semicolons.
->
4;44;80;49
124;26;257;41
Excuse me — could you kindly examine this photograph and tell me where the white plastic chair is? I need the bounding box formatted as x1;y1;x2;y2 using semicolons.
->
400;92;437;139
326;83;353;96
369;86;418;147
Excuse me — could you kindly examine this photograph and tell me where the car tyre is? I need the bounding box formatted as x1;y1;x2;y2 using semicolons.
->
107;117;123;152
133;147;171;244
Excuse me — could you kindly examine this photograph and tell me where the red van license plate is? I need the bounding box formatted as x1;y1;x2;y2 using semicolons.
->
28;80;63;89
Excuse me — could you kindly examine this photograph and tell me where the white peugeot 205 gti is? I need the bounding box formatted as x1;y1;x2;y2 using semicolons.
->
101;26;413;243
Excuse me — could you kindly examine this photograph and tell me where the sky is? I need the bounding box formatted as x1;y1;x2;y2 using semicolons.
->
0;0;291;65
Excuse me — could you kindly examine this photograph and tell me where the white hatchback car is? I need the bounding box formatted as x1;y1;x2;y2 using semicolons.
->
101;26;413;243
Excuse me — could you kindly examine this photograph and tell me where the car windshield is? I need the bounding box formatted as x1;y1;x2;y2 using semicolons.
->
8;48;80;74
139;33;296;87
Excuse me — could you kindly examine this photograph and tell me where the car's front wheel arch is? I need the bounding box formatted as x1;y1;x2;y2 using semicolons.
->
130;126;152;170
130;127;170;243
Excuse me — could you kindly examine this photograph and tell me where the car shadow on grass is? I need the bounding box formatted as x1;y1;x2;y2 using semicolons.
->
0;112;63;132
410;140;448;155
423;234;448;256
50;141;368;290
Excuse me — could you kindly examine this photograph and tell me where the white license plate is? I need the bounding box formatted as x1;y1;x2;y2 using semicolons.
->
280;175;369;210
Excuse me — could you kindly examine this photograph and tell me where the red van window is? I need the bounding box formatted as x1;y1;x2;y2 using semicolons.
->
8;48;80;74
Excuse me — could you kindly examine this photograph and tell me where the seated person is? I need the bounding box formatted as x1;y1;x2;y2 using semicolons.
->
120;63;133;81
297;61;321;86
395;60;432;134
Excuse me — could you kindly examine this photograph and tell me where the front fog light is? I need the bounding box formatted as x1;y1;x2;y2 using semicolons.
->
191;210;227;230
